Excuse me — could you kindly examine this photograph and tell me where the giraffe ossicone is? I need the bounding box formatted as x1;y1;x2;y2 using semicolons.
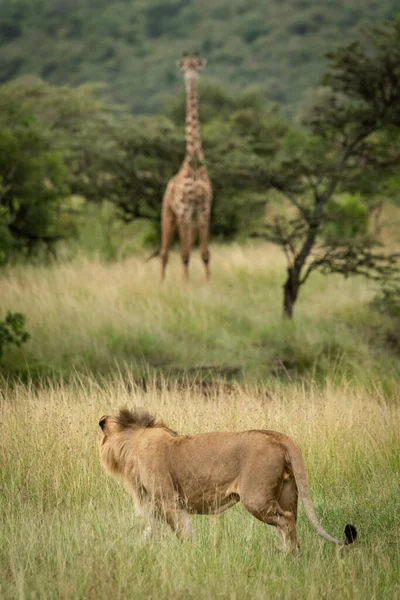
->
159;54;213;281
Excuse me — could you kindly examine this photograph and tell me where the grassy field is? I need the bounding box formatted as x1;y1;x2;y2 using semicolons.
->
0;244;399;388
1;377;399;600
0;242;399;598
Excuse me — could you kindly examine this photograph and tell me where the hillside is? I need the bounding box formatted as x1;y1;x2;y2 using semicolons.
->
0;0;398;114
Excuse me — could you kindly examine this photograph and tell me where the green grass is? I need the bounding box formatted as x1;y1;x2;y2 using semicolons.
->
1;377;399;599
0;244;398;388
0;245;399;598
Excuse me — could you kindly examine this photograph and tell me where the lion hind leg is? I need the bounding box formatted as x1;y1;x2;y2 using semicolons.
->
242;497;299;555
278;477;300;554
278;476;299;522
276;511;299;555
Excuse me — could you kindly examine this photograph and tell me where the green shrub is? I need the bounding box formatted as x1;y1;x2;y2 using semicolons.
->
0;312;29;359
324;193;369;241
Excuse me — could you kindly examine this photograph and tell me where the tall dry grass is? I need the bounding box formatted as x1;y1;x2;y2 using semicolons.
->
0;242;399;597
1;376;399;599
1;243;397;386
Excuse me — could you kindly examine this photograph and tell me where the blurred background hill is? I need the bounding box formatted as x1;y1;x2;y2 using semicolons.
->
0;0;399;113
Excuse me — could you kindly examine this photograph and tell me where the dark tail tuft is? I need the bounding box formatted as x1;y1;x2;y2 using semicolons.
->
146;248;160;261
344;524;357;544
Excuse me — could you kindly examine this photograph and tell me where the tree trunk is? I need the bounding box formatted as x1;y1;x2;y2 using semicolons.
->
283;269;300;319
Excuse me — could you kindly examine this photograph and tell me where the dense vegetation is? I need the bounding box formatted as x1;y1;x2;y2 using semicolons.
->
0;0;399;113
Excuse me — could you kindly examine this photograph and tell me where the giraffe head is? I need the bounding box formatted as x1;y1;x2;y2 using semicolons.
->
177;53;206;88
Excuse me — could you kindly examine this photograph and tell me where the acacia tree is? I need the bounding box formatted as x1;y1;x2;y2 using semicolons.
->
252;22;400;317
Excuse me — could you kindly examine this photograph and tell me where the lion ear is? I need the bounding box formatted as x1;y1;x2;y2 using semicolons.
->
99;416;107;431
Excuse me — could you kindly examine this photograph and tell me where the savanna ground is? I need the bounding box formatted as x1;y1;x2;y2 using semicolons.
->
1;241;400;599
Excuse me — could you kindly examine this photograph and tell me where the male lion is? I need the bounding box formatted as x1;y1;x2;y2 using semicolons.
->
98;408;356;553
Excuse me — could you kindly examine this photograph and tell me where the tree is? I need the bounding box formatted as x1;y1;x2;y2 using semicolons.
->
0;89;70;260
0;77;113;201
0;78;109;259
252;22;400;317
77;114;183;224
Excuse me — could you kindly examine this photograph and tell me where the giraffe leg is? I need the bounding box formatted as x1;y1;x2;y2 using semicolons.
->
191;223;198;247
178;220;193;281
198;214;211;281
160;205;176;281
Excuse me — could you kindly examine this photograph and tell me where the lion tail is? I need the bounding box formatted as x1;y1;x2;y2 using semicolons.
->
286;441;357;546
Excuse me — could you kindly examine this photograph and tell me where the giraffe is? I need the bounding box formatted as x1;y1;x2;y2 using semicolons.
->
159;53;213;281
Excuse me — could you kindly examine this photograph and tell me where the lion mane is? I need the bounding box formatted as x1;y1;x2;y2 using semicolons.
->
101;407;176;433
99;407;357;553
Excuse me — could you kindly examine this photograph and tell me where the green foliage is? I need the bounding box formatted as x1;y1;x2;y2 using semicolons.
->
324;193;369;241
323;21;400;125
73;81;277;242
2;21;400;264
252;21;400;316
0;85;71;260
0;312;29;359
167;81;266;125
372;285;400;320
81;115;183;222
0;0;398;114
0;77;271;250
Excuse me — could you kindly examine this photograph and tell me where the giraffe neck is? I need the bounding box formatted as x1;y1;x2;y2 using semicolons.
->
184;77;204;164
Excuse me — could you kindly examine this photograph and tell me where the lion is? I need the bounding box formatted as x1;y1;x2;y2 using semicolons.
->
98;408;357;553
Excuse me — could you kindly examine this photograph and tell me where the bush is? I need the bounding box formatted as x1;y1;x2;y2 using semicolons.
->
324;193;369;241
372;285;400;320
0;312;29;359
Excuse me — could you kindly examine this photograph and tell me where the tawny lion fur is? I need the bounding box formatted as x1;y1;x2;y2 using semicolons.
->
98;408;356;553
